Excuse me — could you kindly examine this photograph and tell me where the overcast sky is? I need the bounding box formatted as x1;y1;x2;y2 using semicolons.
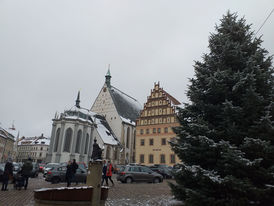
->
1;0;274;137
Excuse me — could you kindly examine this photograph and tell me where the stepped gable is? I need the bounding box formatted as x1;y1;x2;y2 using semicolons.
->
109;85;142;122
162;89;180;106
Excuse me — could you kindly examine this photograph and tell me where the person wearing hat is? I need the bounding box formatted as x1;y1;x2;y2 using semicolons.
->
1;158;13;191
21;157;33;190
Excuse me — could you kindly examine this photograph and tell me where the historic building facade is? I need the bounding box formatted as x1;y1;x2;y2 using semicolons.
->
46;92;120;164
0;125;17;162
135;83;180;166
17;134;50;163
91;70;142;164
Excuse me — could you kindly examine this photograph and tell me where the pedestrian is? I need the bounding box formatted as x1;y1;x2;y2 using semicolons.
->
66;160;73;187
71;159;78;185
21;157;33;190
106;160;114;186
1;158;13;191
101;160;108;186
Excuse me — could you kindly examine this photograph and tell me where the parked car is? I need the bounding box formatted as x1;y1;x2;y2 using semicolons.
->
43;163;60;177
60;162;87;170
0;163;5;182
45;165;87;184
31;162;39;178
150;166;173;179
38;163;46;172
116;165;163;184
113;164;125;174
13;162;21;173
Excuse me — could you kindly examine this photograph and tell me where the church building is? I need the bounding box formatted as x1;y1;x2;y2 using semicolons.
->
46;92;120;164
91;70;142;164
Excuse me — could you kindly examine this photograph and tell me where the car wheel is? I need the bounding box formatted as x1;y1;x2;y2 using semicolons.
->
52;177;60;184
125;177;133;184
153;178;160;183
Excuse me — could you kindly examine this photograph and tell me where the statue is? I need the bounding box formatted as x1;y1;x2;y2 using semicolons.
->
90;139;102;161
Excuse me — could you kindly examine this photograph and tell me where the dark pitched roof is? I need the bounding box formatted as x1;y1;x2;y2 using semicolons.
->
109;86;142;122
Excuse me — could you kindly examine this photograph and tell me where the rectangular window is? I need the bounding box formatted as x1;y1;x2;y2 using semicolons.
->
146;129;150;134
149;154;154;163
164;127;168;133
153;128;156;133
140;129;143;135
161;138;166;145
140;154;144;163
170;154;176;164
149;138;154;146
157;128;161;133
160;154;166;163
140;139;145;146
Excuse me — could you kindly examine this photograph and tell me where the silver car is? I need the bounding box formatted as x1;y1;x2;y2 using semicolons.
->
116;165;163;183
43;163;60;177
45;165;87;184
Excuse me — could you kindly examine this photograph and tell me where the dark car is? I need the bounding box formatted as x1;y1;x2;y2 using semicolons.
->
116;165;163;184
13;162;21;173
150;166;173;179
31;162;39;178
43;163;60;177
59;162;87;170
0;163;5;182
45;165;87;184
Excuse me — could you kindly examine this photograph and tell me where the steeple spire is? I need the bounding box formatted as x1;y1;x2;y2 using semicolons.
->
105;64;112;87
75;91;80;108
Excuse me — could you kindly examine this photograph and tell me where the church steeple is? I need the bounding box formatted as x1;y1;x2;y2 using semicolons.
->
75;91;80;108
105;65;111;88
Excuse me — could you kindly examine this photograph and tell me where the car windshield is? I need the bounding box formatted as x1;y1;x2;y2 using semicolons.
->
45;163;58;169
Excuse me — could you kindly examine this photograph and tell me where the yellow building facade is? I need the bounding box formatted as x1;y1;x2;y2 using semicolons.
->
135;83;180;166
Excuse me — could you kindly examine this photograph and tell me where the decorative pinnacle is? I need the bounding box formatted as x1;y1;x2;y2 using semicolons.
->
76;91;80;108
105;65;112;87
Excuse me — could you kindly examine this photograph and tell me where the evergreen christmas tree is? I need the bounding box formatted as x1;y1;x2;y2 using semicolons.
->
170;12;274;206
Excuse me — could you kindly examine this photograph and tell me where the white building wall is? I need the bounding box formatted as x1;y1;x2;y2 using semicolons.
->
91;84;122;141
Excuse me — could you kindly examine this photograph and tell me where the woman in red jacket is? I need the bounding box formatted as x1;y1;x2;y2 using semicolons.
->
106;161;114;186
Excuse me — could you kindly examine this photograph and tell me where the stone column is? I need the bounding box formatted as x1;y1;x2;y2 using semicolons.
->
46;122;56;162
86;161;103;206
55;121;65;163
87;127;94;161
79;125;87;162
70;123;79;160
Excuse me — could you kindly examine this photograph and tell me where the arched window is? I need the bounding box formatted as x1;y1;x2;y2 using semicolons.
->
75;130;82;153
63;128;73;152
126;127;130;148
84;134;89;154
54;128;60;152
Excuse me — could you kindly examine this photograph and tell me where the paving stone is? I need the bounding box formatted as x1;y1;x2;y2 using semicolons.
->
0;174;183;206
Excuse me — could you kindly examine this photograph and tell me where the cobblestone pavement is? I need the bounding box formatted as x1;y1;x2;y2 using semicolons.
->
0;173;183;206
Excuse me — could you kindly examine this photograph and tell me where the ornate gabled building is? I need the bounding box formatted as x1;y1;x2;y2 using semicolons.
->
46;92;120;164
135;82;181;166
91;70;142;164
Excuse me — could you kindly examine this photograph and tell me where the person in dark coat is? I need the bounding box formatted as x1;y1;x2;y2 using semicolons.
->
71;159;78;185
21;157;33;190
101;160;108;186
1;158;13;191
66;161;73;187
